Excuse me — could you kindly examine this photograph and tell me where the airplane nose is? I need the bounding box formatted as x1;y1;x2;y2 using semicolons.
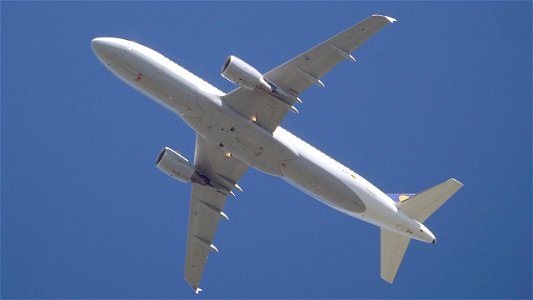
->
91;37;116;58
91;37;134;69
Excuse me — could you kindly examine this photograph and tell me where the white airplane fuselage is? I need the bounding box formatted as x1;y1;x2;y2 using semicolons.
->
92;37;436;243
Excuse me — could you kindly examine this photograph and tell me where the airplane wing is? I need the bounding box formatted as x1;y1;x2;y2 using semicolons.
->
184;134;248;293
223;14;396;132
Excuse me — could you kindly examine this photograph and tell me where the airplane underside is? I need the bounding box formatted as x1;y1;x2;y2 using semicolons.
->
91;14;463;293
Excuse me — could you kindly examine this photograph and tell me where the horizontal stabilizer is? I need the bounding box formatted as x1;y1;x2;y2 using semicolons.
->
380;228;411;283
398;178;463;223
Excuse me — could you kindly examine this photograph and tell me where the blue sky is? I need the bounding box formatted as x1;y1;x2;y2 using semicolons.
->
2;2;531;298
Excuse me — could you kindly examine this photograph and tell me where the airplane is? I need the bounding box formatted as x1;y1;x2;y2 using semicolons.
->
91;14;463;294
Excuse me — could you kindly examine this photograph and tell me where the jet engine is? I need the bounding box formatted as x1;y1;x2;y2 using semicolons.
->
156;147;204;183
221;55;272;91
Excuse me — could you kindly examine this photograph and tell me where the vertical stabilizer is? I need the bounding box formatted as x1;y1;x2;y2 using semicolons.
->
380;228;411;283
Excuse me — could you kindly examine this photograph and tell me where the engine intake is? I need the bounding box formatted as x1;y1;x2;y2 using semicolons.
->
156;147;202;183
221;55;272;91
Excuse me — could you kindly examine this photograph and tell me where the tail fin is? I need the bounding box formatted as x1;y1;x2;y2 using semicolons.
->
380;228;411;283
380;178;463;283
398;178;463;222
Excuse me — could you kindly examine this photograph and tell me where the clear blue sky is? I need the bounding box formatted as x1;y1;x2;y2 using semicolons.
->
2;2;531;298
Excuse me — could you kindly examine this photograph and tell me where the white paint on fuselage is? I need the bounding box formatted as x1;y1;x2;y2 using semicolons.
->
91;37;435;243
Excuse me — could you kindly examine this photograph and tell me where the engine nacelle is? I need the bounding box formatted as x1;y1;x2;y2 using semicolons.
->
221;55;272;91
156;147;199;183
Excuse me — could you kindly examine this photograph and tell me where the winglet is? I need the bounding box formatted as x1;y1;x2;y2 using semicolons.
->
372;14;397;23
195;288;203;294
